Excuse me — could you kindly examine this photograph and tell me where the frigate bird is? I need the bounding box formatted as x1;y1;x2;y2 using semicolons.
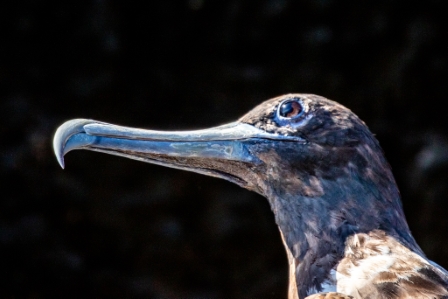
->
53;94;448;299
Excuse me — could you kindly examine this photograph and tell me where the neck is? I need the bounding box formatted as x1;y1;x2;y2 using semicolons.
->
262;167;422;298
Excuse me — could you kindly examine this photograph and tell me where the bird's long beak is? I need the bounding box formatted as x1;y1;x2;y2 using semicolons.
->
53;119;303;188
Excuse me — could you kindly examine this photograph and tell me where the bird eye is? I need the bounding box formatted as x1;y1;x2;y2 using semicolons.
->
278;99;303;119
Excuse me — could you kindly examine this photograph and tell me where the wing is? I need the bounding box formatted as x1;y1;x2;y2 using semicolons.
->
336;230;448;298
372;265;448;298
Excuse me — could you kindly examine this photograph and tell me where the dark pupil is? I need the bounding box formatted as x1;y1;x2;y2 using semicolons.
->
280;100;302;118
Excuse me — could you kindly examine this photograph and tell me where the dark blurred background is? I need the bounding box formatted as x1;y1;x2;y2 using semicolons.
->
1;0;448;298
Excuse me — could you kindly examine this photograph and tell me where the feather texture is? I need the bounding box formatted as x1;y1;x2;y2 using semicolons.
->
335;230;448;298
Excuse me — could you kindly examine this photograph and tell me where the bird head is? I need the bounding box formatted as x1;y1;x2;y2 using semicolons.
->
54;94;382;193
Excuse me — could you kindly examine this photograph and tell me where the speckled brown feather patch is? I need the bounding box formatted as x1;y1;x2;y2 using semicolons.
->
336;230;448;298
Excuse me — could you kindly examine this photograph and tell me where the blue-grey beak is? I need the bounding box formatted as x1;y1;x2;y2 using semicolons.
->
53;119;303;189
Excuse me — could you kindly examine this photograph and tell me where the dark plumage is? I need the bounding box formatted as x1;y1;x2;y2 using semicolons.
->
53;94;448;299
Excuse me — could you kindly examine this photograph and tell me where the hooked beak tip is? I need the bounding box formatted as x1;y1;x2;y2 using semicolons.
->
53;119;95;169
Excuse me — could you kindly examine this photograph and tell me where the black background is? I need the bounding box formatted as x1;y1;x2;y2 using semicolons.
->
2;1;448;298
